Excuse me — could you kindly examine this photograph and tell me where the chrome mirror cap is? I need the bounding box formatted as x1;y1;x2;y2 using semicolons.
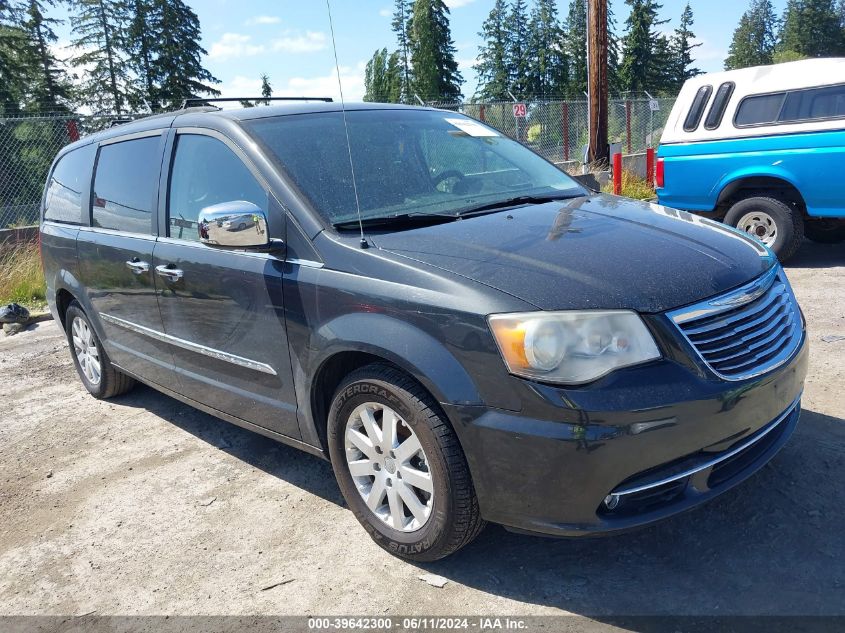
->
198;201;269;249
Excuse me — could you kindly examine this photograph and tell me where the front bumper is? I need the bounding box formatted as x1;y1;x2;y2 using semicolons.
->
443;332;808;537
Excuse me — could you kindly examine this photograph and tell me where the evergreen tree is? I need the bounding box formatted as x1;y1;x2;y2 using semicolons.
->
364;47;390;102
725;0;778;69
504;0;530;98
148;0;219;109
260;73;272;105
474;0;509;100
385;51;402;102
0;1;31;112
527;0;567;98
126;0;158;110
408;0;462;101
70;0;132;114
607;3;623;94
391;0;412;102
21;0;72;110
563;0;586;98
670;2;700;91
619;0;669;94
780;0;843;58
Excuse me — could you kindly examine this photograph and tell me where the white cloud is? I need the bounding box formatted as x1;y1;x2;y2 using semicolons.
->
209;33;265;60
379;7;392;17
691;37;727;63
271;31;327;54
217;64;367;104
246;15;281;26
445;0;475;7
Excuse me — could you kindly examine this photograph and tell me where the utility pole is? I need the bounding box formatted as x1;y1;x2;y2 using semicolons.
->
587;0;609;165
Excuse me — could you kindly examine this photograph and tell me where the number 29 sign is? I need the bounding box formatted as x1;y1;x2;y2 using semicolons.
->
512;103;527;118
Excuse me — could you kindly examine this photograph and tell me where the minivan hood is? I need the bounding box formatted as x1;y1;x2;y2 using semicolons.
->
370;195;775;313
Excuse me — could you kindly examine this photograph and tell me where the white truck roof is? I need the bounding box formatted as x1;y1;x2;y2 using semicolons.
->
660;58;845;145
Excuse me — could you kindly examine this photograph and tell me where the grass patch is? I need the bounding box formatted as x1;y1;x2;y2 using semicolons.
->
0;240;47;311
603;170;656;201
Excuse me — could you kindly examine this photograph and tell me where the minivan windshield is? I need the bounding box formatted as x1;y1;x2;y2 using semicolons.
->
242;109;585;227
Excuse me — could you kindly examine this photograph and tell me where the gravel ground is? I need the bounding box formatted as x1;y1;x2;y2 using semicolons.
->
1;241;843;620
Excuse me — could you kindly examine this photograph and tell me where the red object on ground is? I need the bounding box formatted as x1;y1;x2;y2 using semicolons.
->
656;157;665;189
613;152;622;195
478;104;485;122
646;147;655;186
66;119;80;142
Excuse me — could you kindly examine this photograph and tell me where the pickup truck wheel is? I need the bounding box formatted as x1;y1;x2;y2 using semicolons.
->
804;219;845;244
724;195;804;262
65;302;135;399
327;363;485;561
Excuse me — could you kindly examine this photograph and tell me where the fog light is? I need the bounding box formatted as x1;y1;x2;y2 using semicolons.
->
603;494;620;510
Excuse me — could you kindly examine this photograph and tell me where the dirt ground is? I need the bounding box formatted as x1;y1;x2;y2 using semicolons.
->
1;241;843;621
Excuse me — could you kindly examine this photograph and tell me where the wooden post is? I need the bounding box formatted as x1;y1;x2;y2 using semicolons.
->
587;0;609;166
479;104;486;122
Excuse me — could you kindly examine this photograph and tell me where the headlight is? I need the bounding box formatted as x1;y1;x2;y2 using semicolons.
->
488;310;661;384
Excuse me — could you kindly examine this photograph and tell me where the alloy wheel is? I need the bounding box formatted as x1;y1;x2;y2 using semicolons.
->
344;402;434;532
71;316;101;385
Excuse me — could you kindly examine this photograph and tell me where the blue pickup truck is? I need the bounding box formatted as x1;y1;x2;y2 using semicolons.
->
657;58;845;260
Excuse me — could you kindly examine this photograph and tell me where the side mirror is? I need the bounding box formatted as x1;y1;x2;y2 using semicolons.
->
198;201;270;249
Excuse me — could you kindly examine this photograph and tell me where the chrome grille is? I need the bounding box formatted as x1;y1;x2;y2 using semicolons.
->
668;267;803;380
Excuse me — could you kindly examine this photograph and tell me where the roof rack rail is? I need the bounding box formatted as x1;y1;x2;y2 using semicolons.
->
108;117;136;127
180;96;334;109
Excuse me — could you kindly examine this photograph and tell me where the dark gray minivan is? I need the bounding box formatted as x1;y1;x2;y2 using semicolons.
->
41;102;807;560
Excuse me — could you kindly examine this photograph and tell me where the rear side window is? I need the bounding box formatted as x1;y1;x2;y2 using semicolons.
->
684;85;713;132
92;136;161;234
167;134;266;241
734;92;786;127
779;84;845;123
705;82;735;130
44;144;95;224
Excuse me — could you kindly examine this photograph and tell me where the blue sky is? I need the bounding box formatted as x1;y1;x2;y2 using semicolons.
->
53;0;791;103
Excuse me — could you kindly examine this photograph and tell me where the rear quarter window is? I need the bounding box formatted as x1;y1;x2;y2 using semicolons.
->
704;82;735;130
44;144;96;225
91;135;162;234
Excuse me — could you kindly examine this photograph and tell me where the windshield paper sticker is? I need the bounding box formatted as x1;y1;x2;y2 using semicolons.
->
445;118;499;137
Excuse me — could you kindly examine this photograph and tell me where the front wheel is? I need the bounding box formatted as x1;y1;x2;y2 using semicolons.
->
327;364;485;561
804;219;845;244
724;195;804;262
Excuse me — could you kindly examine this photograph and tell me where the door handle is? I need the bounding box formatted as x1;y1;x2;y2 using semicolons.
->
155;264;184;282
125;259;150;274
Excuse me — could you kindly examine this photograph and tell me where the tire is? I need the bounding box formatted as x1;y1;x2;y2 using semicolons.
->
724;195;804;262
65;301;136;399
804;219;845;244
327;363;485;561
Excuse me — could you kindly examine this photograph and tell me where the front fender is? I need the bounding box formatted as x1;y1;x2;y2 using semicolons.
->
311;312;483;406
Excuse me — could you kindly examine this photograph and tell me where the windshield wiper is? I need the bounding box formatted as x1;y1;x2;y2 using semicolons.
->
333;212;453;230
453;192;586;217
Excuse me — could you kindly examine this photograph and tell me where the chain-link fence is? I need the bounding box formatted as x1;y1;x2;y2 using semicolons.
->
0;113;129;229
431;97;677;167
0;98;676;229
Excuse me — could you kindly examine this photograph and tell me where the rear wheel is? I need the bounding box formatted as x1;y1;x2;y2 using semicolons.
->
327;363;485;561
65;302;135;399
804;219;845;244
724;195;804;262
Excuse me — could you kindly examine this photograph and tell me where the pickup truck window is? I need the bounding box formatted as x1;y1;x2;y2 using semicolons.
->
705;82;735;130
91;136;160;234
683;85;712;132
734;92;786;127
44;144;95;225
167;134;265;241
779;84;845;123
